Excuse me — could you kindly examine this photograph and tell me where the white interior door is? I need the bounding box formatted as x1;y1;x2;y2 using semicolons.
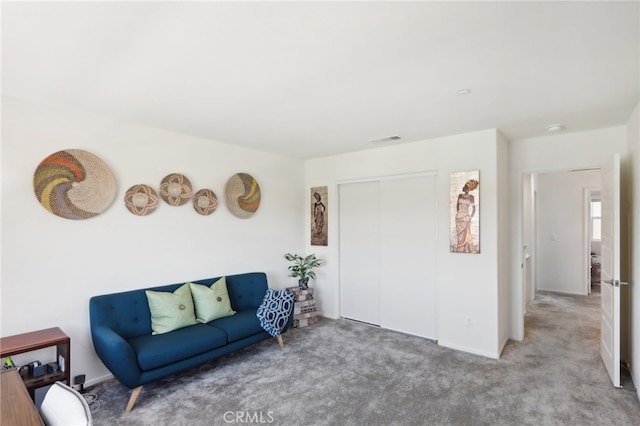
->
600;154;621;387
339;181;381;325
379;175;437;339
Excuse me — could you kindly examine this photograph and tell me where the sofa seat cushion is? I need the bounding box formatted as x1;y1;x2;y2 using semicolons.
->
128;323;227;371
209;310;264;342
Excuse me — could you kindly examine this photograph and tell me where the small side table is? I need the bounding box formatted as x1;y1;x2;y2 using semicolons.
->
286;287;319;328
0;327;70;398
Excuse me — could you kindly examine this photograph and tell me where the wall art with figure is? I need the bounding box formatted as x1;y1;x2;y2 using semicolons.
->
311;186;328;246
450;171;480;253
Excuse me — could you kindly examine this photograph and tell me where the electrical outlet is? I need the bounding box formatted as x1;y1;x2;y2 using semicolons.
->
466;317;473;328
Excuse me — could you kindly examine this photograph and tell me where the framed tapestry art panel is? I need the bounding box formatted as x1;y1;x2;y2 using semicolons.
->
311;186;328;246
450;170;480;254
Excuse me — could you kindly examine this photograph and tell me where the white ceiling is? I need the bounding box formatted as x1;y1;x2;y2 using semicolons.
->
2;1;639;158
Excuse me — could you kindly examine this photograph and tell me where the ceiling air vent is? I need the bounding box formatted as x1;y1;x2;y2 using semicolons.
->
369;135;402;144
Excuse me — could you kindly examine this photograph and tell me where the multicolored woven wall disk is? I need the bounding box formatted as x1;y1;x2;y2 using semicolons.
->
224;173;261;218
33;149;117;220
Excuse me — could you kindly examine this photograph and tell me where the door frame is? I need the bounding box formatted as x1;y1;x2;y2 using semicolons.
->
515;165;602;340
583;187;601;295
521;173;537;315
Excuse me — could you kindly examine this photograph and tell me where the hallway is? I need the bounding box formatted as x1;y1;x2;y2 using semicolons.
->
508;290;638;423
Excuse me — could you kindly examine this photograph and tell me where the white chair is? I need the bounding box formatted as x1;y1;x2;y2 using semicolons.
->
40;381;93;426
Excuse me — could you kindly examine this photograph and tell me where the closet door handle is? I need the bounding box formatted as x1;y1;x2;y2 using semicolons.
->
603;279;628;287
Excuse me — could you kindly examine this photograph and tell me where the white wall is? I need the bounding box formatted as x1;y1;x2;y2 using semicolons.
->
1;96;305;385
305;129;503;358
509;126;627;340
536;169;601;294
626;102;640;400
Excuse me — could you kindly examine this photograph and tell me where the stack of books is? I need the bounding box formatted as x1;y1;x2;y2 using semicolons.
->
286;286;319;328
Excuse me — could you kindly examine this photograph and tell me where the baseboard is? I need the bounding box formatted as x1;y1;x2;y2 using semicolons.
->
86;373;113;388
537;288;585;296
498;337;509;357
438;340;500;360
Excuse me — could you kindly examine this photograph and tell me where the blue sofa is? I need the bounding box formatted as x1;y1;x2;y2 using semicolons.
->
89;272;291;412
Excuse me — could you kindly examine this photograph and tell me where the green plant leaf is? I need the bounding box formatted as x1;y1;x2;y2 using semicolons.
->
284;252;322;281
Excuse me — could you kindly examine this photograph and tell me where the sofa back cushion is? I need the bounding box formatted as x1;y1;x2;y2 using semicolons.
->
89;272;269;339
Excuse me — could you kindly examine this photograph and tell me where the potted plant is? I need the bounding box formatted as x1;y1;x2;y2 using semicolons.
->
284;253;322;289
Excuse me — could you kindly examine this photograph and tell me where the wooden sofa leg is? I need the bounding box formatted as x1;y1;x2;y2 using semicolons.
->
125;386;143;413
277;334;284;349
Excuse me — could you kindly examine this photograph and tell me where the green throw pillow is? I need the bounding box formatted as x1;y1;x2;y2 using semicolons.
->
189;277;236;323
145;283;197;335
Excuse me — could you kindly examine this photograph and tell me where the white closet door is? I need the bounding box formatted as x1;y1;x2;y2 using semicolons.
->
339;181;381;325
379;175;437;339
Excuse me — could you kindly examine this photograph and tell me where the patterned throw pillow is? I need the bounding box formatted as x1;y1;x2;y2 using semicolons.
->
256;289;294;337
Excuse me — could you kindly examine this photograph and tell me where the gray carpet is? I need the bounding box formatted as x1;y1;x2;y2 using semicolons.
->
88;291;639;425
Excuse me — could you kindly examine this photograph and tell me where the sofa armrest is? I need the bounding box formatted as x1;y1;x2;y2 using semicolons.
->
90;326;142;389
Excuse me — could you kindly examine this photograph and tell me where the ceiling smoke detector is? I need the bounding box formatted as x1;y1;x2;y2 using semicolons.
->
369;135;402;144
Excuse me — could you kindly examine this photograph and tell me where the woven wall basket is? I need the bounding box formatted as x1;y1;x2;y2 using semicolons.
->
124;184;159;216
225;173;261;218
160;173;192;206
193;189;218;216
33;149;117;220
